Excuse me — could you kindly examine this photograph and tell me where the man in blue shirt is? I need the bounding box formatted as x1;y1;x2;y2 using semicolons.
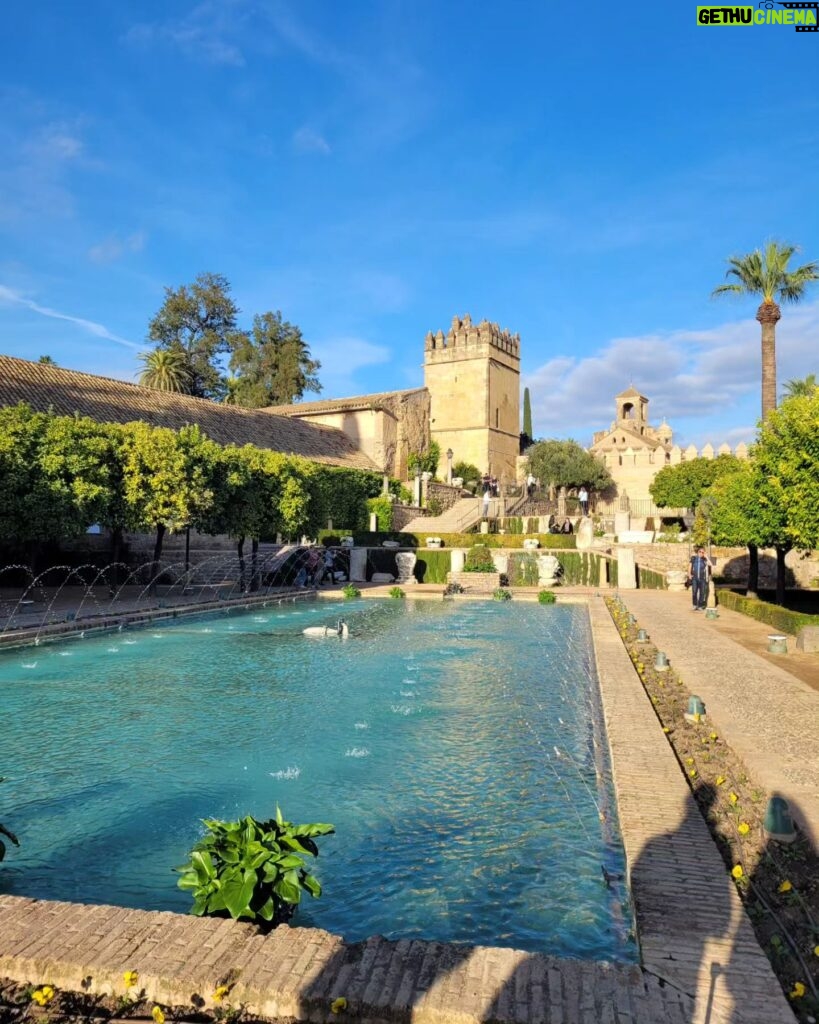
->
688;546;711;611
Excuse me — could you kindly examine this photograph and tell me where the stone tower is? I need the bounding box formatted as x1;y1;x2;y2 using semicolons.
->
423;314;520;482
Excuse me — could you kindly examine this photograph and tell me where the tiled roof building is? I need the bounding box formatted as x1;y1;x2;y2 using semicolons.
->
0;355;378;471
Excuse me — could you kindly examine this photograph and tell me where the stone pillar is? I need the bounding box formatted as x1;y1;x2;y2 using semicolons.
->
557;487;567;518
617;547;637;589
576;518;594;550
421;472;432;506
382;474;390;496
614;511;630;537
369;512;378;532
350;548;367;583
450;549;465;573
413;473;422;507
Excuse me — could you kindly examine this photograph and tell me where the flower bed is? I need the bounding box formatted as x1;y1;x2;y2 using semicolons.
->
606;598;819;1021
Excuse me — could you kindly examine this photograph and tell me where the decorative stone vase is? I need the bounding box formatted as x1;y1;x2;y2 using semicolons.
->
341;537;354;548
537;554;560;588
426;538;443;548
395;551;417;585
666;570;687;592
522;538;540;551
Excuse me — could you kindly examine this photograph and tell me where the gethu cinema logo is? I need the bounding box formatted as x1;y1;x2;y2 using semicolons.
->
697;3;818;26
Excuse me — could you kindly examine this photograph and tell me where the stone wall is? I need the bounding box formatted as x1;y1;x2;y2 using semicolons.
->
427;482;465;513
626;544;819;589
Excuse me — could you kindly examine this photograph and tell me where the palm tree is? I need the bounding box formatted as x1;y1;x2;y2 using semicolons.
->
138;348;190;393
222;376;242;405
781;373;817;400
712;241;818;419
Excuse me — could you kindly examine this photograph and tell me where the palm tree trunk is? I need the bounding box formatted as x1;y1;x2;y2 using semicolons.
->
756;301;781;420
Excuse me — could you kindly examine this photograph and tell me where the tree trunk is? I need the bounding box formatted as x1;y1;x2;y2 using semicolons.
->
775;545;788;606
756;301;781;421
237;536;246;593
251;538;259;592
150;523;166;595
746;543;759;599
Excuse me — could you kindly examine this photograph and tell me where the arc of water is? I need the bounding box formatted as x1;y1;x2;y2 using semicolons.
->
0;564;38;635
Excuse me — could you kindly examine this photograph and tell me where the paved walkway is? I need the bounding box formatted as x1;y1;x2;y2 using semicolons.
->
624;590;819;843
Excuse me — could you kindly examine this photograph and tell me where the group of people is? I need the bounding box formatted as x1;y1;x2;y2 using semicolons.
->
547;516;574;535
294;547;340;589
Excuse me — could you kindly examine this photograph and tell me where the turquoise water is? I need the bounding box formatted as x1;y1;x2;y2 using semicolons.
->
0;600;635;961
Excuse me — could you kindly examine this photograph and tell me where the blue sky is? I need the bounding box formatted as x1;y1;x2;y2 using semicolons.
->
1;1;818;450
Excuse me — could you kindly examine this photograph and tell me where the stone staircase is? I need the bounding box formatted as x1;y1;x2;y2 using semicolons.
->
401;497;487;534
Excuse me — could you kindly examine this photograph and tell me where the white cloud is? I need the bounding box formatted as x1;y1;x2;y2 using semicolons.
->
88;231;147;265
524;300;819;444
310;336;391;397
292;126;331;155
125;1;247;66
0;284;140;350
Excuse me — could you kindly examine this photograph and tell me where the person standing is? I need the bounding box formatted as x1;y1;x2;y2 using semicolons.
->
688;546;711;611
526;472;536;498
482;486;491;518
578;486;589;515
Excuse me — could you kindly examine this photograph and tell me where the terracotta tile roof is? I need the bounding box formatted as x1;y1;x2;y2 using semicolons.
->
269;388;427;416
0;355;379;471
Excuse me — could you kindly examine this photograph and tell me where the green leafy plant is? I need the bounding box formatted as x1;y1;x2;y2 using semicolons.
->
425;496;444;516
445;581;464;595
176;809;334;928
388;586;405;599
453;461;480;485
0;778;19;862
366;495;394;532
493;587;512;601
464;545;496;573
342;584;361;599
407;441;440;476
538;590;557;604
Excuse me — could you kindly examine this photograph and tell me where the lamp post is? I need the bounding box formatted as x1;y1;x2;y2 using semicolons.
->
446;448;454;485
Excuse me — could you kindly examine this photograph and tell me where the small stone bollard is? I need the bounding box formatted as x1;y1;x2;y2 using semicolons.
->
705;608;719;620
767;634;788;655
763;796;797;843
636;628;649;642
684;695;706;723
654;651;669;672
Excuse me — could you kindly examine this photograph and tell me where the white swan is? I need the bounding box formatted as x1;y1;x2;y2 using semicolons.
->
302;620;349;638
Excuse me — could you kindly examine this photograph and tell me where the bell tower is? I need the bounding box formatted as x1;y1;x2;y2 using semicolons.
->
423;314;520;481
615;386;649;435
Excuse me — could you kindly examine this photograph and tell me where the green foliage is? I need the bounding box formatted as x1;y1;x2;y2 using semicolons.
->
176;808;333;926
554;551;606;586
708;462;788;549
464;545;496;573
452;461;480;484
147;272;245;400
526;439;612;492
656;523;682;542
781;373;817;400
507;551;539;586
493;587;512;601
637;567;667;590
229;311;321;407
138;348;190;392
316;531;577;550
523;387;533;440
538;590;557;605
716;589;819;636
366;496;394;532
753;389;819;549
342;584;361;599
413;550;451;583
691;505;710;548
407;441;440;476
712;241;819;306
388;586;405;599
310;467;384;535
649;455;741;509
0;778;19;863
426;496;444;516
505;517;523;535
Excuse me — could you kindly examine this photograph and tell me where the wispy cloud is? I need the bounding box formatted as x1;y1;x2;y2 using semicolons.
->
0;284;140;350
88;231;147;265
125;1;248;66
292;126;331;155
310;336;391;397
524;300;819;446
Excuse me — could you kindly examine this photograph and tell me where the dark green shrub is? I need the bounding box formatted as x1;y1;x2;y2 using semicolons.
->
176;809;333;927
538;590;557;605
342;584;361;599
414;550;451;583
637;567;667;590
716;589;819;636
366;496;394;532
453;460;480;485
426;496;444;516
493;588;512;601
464;545;496;572
389;586;405;599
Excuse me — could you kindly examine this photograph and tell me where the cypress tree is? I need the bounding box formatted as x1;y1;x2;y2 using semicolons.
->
523;387;533;439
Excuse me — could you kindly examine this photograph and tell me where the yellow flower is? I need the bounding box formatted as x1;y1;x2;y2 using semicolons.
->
789;981;805;1000
662;727;671;734
710;732;718;741
152;1006;166;1024
688;769;697;778
737;822;750;835
213;985;230;1002
729;792;739;804
731;865;743;879
686;757;694;765
31;988;54;1006
778;880;792;893
693;712;701;723
331;997;348;1014
715;775;726;786
813;945;819;957
41;986;54;1000
123;970;139;987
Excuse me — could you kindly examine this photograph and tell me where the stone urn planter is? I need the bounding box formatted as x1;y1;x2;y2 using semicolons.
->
395;551;417;584
522;538;540;551
537;554;561;588
666;569;687;592
340;537;354;548
426;537;443;548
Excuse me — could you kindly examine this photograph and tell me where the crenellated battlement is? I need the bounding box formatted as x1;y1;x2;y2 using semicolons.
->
424;313;520;362
598;441;750;469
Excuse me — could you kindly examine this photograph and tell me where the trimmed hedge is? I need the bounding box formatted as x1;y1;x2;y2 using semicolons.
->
716;589;819;636
637;567;667;590
317;530;576;550
413;550;451;583
556;551;605;586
